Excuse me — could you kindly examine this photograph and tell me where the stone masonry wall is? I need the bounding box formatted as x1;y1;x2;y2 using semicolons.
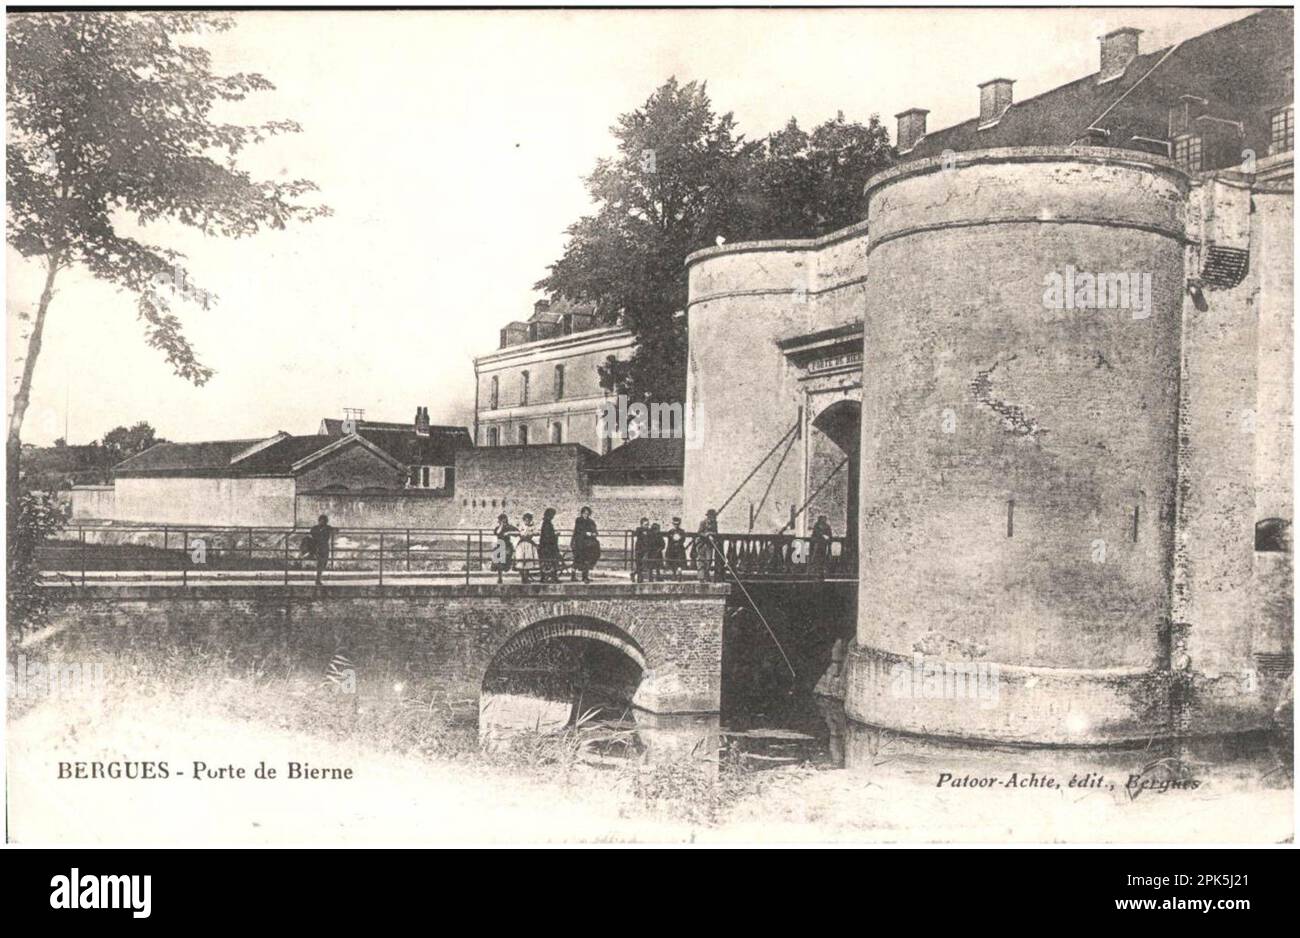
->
683;221;869;533
37;582;730;714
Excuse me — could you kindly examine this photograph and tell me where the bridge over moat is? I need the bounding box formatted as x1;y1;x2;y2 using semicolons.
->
36;582;733;714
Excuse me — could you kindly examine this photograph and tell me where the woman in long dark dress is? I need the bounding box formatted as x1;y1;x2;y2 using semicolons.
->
571;506;599;583
538;507;560;583
646;523;666;581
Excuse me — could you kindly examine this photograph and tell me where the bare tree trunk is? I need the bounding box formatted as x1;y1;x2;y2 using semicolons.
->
7;253;63;524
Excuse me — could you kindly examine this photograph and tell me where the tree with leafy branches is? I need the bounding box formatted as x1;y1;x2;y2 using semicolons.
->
5;11;330;523
743;111;893;239
536;78;753;405
537;79;893;405
100;421;159;461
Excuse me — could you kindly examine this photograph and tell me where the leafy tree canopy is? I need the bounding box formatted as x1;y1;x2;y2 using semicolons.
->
537;79;894;404
6;11;329;517
101;421;159;459
7;11;329;385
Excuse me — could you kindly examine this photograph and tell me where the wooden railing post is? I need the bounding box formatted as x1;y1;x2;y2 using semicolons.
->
182;531;188;587
79;526;86;588
465;534;471;586
378;532;384;586
283;531;290;586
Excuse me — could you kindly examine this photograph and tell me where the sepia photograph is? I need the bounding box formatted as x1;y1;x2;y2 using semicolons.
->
2;1;1294;866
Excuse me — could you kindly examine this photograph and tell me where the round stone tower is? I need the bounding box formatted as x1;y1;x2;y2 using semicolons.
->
847;148;1190;745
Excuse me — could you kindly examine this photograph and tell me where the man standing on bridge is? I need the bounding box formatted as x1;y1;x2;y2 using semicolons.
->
696;508;721;581
311;514;334;586
632;516;651;582
810;514;833;579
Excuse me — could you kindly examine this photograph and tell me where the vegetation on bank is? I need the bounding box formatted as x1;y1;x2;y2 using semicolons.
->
8;633;817;829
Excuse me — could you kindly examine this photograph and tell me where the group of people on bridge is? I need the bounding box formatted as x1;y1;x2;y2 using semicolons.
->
492;506;724;584
300;508;837;587
492;507;599;584
491;507;837;584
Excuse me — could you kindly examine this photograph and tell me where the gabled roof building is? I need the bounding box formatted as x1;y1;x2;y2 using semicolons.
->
80;407;473;526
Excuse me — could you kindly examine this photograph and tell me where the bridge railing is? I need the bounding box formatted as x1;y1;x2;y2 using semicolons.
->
36;524;854;585
696;532;856;581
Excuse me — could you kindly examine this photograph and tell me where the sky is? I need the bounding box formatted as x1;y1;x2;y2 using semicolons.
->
5;6;1256;446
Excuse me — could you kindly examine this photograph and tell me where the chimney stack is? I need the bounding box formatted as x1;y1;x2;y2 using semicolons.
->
533;298;551;317
895;108;929;152
978;79;1014;126
1099;27;1141;83
415;406;430;437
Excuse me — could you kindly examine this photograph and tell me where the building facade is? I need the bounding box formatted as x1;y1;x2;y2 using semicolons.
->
474;298;636;453
71;408;471;527
682;8;1293;744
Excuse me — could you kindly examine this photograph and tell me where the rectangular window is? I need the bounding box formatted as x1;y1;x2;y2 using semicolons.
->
554;364;565;400
518;425;529;445
408;466;445;489
486;427;499;447
1174;134;1202;171
550;422;562;444
489;375;499;410
1270;105;1294;154
520;371;530;405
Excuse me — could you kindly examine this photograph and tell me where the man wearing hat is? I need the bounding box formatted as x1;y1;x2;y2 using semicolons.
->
696;508;721;581
664;516;688;580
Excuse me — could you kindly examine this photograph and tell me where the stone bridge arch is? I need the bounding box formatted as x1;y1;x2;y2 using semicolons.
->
489;595;721;713
490;615;649;673
500;599;668;668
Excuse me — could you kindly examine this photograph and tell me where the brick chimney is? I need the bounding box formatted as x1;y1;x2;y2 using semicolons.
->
1099;27;1141;83
895;108;929;152
414;406;430;437
978;79;1014;126
533;298;551;317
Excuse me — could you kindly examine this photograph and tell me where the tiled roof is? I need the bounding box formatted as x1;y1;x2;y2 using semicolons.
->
112;440;263;475
319;418;468;436
115;425;473;478
319;418;415;434
229;435;342;474
905;9;1292;163
319;419;471;465
357;427;471;467
588;437;685;473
